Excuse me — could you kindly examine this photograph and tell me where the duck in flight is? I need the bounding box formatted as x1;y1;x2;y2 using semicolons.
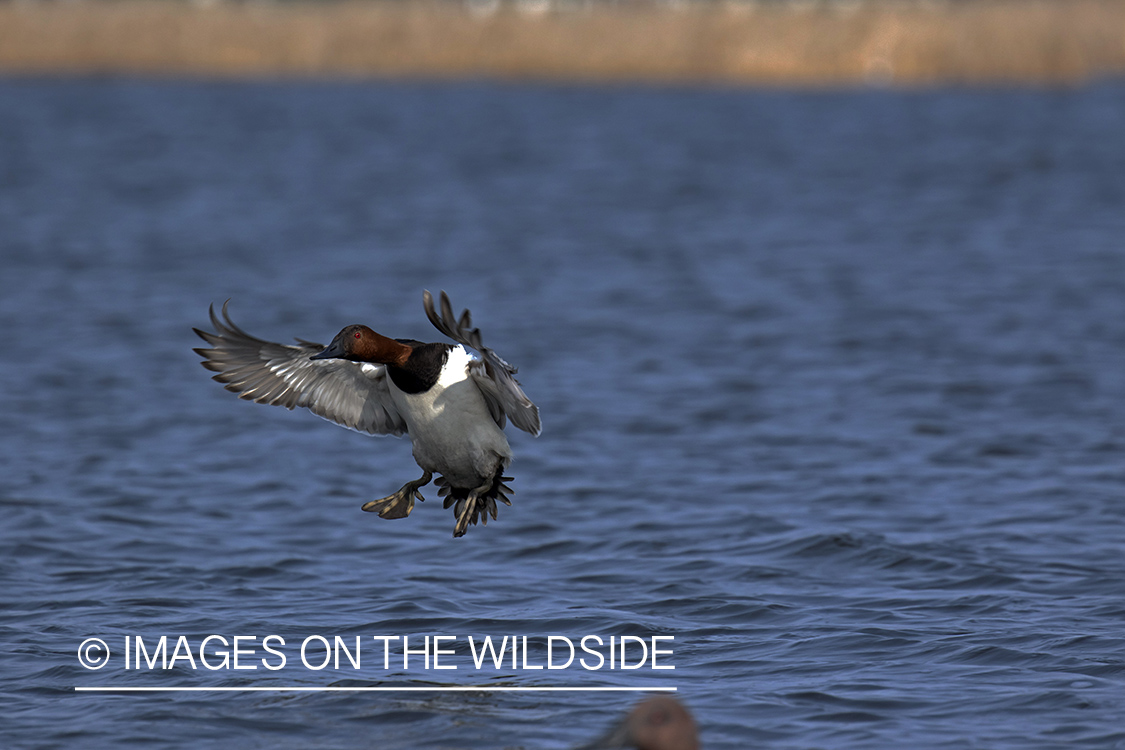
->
193;290;540;537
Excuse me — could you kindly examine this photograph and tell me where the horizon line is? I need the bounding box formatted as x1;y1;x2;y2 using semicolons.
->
75;686;677;693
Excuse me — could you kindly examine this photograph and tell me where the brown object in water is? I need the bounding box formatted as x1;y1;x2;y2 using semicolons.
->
578;696;700;750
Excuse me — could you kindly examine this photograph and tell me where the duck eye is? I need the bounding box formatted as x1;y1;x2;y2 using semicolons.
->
354;331;361;339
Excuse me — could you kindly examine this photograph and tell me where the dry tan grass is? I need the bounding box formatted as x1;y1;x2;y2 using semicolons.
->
1;0;1124;85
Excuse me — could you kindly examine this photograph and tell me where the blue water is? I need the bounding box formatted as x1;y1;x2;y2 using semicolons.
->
2;78;1124;749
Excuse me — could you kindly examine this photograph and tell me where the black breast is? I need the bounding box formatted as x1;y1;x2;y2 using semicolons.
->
387;342;451;394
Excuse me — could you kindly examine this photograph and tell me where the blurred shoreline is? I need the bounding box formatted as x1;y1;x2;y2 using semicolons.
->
1;0;1124;86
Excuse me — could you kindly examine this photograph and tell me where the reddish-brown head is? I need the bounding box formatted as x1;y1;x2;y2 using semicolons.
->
311;325;411;366
581;696;700;750
626;697;699;750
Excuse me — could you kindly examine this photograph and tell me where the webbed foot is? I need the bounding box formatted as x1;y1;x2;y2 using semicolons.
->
361;471;432;519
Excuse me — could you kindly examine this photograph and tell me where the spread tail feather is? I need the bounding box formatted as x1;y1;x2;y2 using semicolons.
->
435;470;514;538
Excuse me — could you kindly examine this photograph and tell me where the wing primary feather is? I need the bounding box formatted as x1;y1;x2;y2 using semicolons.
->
421;290;541;436
194;301;408;438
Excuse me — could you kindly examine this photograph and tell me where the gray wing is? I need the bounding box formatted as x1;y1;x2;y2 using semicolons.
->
193;301;408;437
423;290;541;436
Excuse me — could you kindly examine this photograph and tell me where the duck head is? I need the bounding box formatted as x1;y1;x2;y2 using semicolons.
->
578;696;699;750
311;325;412;366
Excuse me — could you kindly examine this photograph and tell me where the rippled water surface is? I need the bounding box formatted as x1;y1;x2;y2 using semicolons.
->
2;79;1124;749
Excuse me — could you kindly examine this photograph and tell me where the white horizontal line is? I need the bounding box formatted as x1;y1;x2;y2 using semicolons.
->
75;686;676;693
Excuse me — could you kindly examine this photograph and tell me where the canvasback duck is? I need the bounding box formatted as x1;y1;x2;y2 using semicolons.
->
193;290;540;537
578;696;700;750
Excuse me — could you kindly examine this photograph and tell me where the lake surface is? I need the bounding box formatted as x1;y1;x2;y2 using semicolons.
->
1;78;1124;749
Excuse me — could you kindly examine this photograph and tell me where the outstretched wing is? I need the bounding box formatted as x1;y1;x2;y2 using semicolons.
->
193;301;407;437
423;290;541;436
